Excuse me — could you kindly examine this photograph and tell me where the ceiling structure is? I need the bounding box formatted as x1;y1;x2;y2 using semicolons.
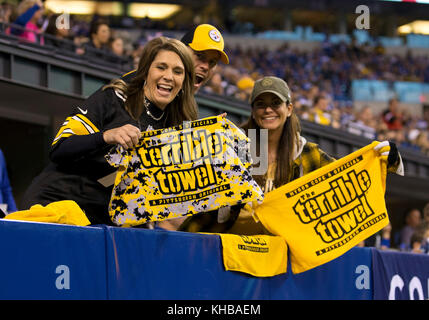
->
42;0;429;36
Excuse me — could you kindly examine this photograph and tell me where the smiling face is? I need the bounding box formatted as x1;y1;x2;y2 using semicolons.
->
144;49;185;110
189;49;221;92
252;92;293;133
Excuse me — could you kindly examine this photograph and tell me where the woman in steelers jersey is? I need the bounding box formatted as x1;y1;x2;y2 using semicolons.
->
22;37;198;225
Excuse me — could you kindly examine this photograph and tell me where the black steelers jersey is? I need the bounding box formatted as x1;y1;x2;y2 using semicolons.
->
22;70;170;225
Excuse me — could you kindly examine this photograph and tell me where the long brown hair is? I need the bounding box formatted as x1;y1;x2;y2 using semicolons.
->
104;37;198;124
241;105;301;188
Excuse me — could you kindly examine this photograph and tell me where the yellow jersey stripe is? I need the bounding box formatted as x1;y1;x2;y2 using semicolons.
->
74;114;99;133
121;69;136;78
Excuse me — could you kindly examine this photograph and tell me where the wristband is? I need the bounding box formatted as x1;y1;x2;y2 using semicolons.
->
380;238;390;248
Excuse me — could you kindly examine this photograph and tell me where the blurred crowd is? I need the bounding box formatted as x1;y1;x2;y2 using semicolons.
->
395;203;429;253
355;202;429;254
1;0;429;156
205;64;429;156
203;46;429;156
0;1;135;69
207;41;429;100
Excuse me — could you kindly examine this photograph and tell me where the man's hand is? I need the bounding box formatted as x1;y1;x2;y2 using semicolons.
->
374;141;399;167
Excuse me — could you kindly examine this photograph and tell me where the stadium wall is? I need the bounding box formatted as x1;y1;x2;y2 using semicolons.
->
0;219;428;300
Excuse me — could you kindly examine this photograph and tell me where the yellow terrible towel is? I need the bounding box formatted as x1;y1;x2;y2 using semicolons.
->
5;200;91;226
253;142;389;274
218;233;287;277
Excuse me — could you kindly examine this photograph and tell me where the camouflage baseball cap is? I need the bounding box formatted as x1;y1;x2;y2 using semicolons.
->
250;76;291;104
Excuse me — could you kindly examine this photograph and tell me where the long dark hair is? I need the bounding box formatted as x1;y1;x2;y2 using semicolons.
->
104;37;198;125
241;106;301;188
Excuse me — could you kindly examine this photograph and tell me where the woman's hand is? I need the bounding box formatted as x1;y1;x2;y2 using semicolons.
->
103;124;141;149
373;140;399;167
